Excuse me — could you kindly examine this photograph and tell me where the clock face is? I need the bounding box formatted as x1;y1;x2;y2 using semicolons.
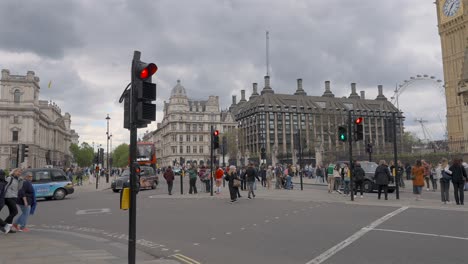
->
443;0;461;17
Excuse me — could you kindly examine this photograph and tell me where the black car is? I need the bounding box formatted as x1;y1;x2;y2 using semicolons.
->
22;168;75;200
111;166;158;193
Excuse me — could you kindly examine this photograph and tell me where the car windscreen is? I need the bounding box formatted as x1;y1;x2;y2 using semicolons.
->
121;169;130;177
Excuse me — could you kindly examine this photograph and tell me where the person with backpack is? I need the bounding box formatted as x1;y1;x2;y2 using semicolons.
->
2;168;23;233
353;162;366;197
13;171;36;232
246;163;260;199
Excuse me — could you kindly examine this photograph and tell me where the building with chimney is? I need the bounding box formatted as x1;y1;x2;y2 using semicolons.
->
231;76;403;166
143;80;237;167
0;69;78;169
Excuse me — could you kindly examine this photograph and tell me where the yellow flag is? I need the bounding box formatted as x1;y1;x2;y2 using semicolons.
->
48;80;52;88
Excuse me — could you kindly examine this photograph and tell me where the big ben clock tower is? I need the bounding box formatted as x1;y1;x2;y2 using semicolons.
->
436;0;468;145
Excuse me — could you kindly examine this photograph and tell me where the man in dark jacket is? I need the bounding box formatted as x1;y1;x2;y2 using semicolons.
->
163;166;175;195
374;160;391;200
353;162;366;197
246;163;260;199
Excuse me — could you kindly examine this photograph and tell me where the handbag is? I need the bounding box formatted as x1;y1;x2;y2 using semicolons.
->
441;170;452;182
233;178;241;187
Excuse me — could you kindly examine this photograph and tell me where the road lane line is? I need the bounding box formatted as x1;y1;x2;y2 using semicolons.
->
372;228;468;241
172;253;201;264
306;206;408;264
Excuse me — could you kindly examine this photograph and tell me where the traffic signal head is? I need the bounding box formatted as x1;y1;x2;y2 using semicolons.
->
261;147;266;160
354;117;364;141
338;126;347;142
128;51;158;129
213;130;220;149
137;63;157;80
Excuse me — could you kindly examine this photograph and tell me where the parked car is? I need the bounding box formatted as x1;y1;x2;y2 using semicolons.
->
111;166;158;193
328;161;395;193
22;168;74;200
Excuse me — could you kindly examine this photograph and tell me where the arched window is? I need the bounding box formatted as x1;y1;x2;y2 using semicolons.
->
14;90;21;103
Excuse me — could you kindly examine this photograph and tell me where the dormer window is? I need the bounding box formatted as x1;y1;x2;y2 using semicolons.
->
14;89;21;103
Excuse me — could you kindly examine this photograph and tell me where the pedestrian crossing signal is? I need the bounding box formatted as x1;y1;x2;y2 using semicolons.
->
338;126;347;142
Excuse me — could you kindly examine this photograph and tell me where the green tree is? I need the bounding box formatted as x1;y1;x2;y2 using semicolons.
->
112;143;129;168
222;129;238;161
69;142;94;167
402;132;420;153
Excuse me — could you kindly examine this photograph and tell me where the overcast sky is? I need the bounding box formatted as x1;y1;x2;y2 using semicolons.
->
0;0;447;149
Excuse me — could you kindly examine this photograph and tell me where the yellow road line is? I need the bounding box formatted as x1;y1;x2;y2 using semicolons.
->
171;253;201;264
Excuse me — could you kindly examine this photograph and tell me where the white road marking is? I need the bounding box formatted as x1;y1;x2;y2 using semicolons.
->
372;228;468;241
161;248;169;251
253;224;257;226
226;232;232;235
275;217;280;219
240;227;245;230
265;220;270;223
76;208;111;215
193;243;200;246
211;237;216;240
173;250;180;253
306;206;408;264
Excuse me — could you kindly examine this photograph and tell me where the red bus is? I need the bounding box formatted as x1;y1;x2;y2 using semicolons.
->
136;142;156;170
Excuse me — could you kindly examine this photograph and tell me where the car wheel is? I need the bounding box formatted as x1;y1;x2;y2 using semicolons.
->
363;181;373;193
112;189;120;193
53;188;67;200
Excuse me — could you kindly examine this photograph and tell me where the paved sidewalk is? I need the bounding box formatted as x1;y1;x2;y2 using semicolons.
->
0;228;176;264
73;175;113;192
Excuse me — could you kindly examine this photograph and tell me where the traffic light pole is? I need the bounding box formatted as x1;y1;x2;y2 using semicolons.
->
298;130;303;191
392;112;400;200
128;51;139;264
348;110;354;202
210;126;214;196
222;138;226;187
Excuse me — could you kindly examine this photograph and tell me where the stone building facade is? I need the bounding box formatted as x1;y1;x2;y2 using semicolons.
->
231;76;403;166
436;0;468;145
143;80;237;167
0;69;77;169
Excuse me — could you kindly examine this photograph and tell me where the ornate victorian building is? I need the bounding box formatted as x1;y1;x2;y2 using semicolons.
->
231;76;403;166
144;80;236;167
0;69;78;169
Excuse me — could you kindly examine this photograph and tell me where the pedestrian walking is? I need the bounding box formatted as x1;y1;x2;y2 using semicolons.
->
422;160;431;191
246;163;260;198
315;164;325;183
1;168;23;233
215;166;224;194
437;158;451;204
374;160;391;200
13;171;36;232
448;158;467;205
163;166;175;195
328;165;337;193
275;165;282;189
0;169;9;233
353;162;365;197
240;167;247;191
405;162;412;180
343;164;351;196
225;165;240;203
266;165;273;190
333;165;343;194
198;166;210;193
187;165;198;194
411;160;425;201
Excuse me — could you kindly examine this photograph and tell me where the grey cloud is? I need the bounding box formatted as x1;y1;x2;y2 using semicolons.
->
0;1;84;59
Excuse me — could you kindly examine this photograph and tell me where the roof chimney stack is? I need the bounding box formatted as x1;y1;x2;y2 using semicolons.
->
294;78;307;95
360;91;365;99
349;83;360;99
376;85;387;100
250;83;259;99
322;80;335;97
261;76;274;94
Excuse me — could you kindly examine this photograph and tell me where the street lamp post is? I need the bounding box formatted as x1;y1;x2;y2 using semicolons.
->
106;114;111;183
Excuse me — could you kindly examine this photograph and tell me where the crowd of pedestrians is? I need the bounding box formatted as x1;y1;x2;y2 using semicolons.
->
0;168;37;234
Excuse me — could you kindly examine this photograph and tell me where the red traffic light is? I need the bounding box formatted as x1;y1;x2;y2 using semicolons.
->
355;117;363;124
214;130;219;136
140;63;158;79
